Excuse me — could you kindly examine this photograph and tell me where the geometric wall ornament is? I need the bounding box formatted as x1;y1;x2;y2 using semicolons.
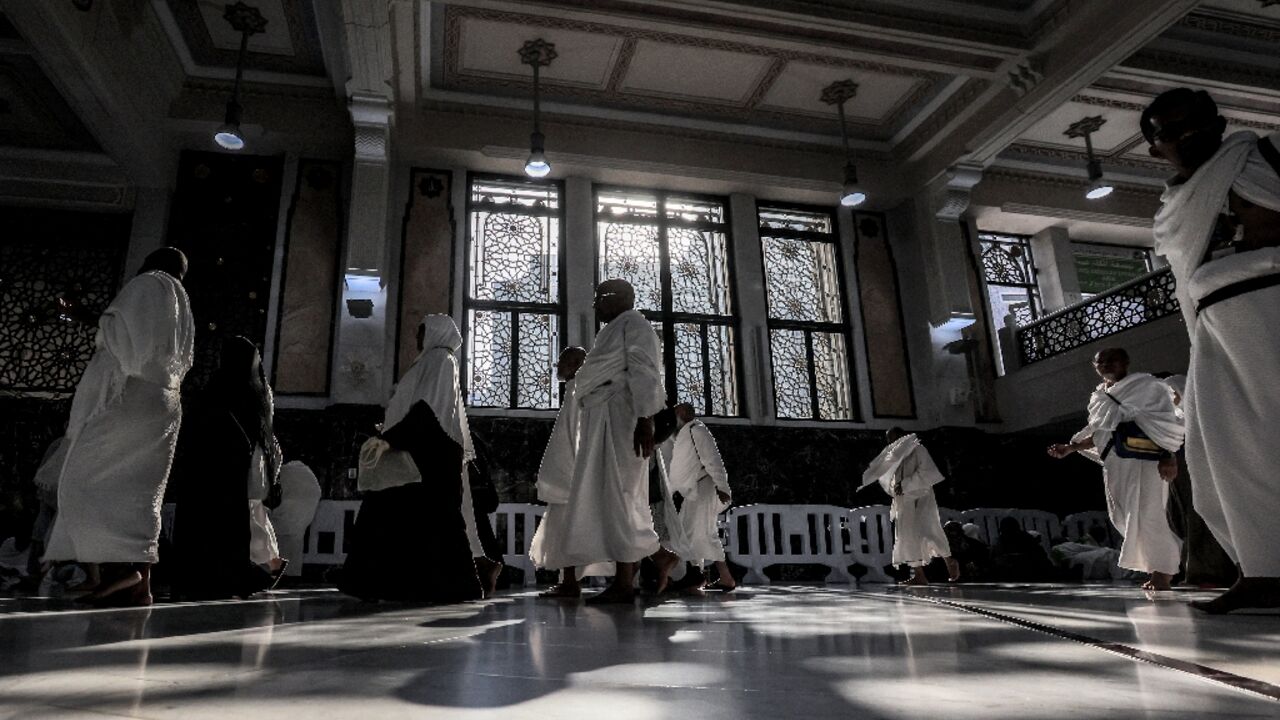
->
0;208;129;394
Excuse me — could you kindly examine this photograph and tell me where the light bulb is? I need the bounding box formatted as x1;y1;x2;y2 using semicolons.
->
1086;179;1113;200
214;124;245;150
841;188;867;207
524;150;551;178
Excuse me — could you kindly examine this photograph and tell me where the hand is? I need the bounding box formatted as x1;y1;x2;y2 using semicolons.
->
634;417;655;458
716;489;731;504
1158;455;1178;483
1047;443;1074;459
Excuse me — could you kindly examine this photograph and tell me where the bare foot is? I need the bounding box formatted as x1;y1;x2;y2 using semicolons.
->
945;557;961;582
703;579;737;593
475;557;503;598
651;548;679;595
539;582;581;599
1142;571;1173;591
1190;577;1280;614
900;573;928;586
79;569;149;607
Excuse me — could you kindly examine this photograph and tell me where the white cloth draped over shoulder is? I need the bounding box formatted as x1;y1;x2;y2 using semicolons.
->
44;271;195;564
669;420;731;565
860;434;944;499
862;435;949;567
546;310;668;568
1071;373;1185;455
1152;130;1280;331
1069;373;1183;575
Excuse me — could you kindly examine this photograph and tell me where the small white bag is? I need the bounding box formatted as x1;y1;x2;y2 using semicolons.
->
357;437;421;492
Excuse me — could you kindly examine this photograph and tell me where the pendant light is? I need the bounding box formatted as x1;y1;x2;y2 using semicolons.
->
518;39;557;178
821;79;866;208
1066;116;1113;200
214;2;267;151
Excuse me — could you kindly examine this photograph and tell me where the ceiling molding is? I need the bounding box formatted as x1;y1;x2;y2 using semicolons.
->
999;201;1155;228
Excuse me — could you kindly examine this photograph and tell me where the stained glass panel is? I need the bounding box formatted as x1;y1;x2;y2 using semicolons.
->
769;329;812;419
669;227;732;316
598;220;662;311
464;177;563;409
516;312;559;409
761;236;842;323
812;331;852;420
758;208;832;234
706;323;738;416
465;309;512;407
468;210;559;303
674;322;706;411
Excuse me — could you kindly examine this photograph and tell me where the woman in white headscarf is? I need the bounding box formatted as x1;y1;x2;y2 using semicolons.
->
339;315;485;602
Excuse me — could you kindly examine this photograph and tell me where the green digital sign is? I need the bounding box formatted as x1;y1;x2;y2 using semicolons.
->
1075;253;1148;294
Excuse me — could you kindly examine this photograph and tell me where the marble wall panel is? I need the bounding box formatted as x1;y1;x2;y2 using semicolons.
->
396;169;455;381
853;212;916;418
273;160;342;395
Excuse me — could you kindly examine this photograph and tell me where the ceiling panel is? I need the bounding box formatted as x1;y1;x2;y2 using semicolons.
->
618;41;772;104
758;61;925;123
197;0;294;56
1018;101;1142;154
457;18;623;89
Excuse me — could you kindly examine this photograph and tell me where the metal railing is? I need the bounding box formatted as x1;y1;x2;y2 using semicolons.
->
1016;268;1179;365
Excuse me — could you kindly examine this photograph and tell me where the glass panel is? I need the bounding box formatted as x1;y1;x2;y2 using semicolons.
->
665;196;724;224
516;312;560;409
706;323;739;417
978;233;1037;288
598;220;662;312
669;227;732;315
468;210;559;303
674;321;707;413
470;180;560;211
465;309;511;407
757;207;832;234
769;329;812;419
812;331;852;420
761;236;842;323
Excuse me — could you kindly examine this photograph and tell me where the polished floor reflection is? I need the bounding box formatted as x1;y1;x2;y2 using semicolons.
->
0;584;1277;719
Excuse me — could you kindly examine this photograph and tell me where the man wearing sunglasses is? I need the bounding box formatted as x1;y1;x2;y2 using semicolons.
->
1144;88;1280;613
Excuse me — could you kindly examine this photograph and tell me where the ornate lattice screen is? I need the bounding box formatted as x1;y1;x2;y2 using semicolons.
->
0;209;128;394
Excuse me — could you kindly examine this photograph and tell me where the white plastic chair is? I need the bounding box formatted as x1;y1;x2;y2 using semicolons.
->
847;505;894;583
302;500;362;566
725;504;853;584
488;503;547;587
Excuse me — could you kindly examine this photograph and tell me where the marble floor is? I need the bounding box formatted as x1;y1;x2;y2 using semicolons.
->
1;584;1278;719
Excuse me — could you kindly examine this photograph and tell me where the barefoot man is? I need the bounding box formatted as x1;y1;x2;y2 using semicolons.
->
1142;88;1280;612
549;279;679;602
529;346;595;598
668;403;736;593
1048;348;1183;591
861;428;960;586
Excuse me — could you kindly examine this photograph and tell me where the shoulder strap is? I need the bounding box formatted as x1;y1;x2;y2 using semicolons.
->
1259;136;1280;179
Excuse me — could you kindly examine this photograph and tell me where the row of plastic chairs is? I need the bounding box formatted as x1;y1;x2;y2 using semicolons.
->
164;501;1115;587
723;504;1118;585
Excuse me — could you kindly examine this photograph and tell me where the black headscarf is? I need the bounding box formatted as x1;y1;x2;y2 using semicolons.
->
206;336;279;480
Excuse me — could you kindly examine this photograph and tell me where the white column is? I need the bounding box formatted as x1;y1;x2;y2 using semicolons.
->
729;193;771;421
1030;226;1081;311
564;176;596;349
123;187;171;275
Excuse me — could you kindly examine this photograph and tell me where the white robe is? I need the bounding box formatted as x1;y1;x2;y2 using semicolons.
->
669;420;730;565
528;378;609;576
862;435;949;567
270;461;322;575
44;271;195;564
548;310;667;567
1152;131;1280;578
1071;373;1184;575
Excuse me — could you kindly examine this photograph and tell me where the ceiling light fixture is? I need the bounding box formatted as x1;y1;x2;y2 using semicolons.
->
519;39;557;178
214;2;267;151
1065;115;1113;200
821;79;866;208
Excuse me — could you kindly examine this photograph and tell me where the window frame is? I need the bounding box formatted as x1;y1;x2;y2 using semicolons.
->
977;231;1043;326
757;201;859;422
461;171;567;410
593;184;744;418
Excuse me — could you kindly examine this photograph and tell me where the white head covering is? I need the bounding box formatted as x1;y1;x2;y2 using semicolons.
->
383;314;474;461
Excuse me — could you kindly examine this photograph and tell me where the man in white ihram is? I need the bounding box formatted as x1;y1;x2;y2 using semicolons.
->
44;247;196;607
1049;348;1183;591
548;279;680;602
529;345;605;598
861;428;959;586
667;403;735;593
